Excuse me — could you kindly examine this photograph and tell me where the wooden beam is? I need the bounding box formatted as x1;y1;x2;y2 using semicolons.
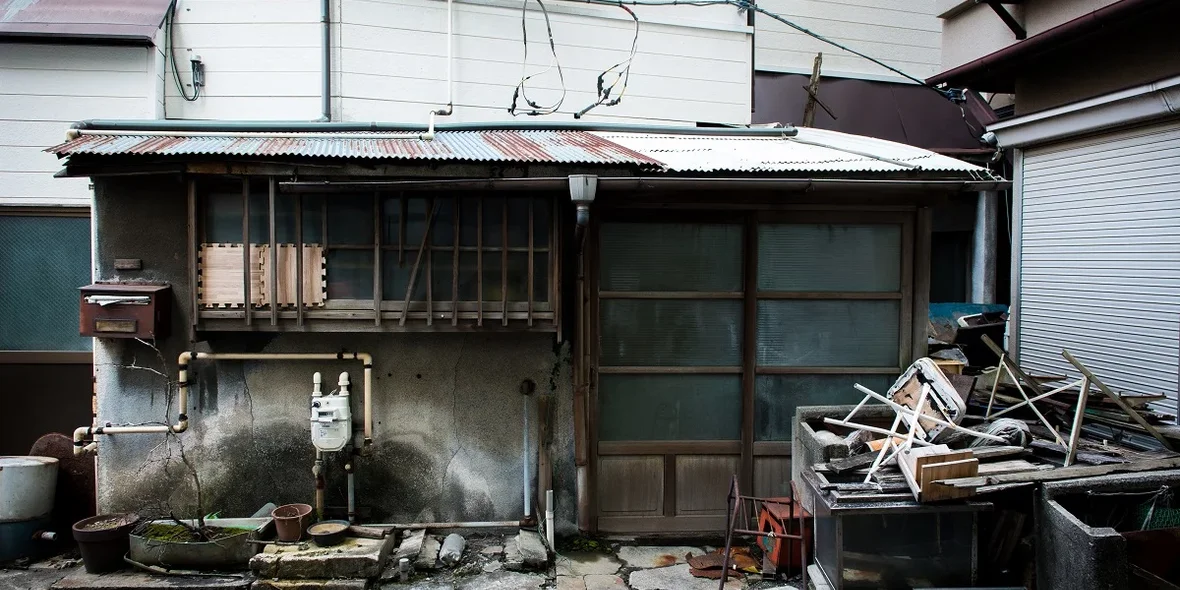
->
295;193;304;326
1063;349;1175;451
802;52;823;127
399;201;437;326
740;213;757;497
985;0;1027;39
269;178;278;326
242;178;252;326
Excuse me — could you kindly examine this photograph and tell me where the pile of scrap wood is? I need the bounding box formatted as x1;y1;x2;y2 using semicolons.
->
811;343;1180;504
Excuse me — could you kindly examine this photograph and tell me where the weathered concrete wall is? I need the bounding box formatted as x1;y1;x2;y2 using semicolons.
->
1038;470;1180;590
91;177;576;529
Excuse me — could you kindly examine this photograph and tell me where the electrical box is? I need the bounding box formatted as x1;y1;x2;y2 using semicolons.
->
79;283;172;339
311;372;352;452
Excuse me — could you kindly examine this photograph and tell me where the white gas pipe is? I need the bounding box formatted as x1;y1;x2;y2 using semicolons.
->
74;350;374;455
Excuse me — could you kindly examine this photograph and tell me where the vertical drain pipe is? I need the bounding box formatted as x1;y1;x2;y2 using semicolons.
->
345;459;356;523
421;0;454;140
521;379;535;519
320;0;331;121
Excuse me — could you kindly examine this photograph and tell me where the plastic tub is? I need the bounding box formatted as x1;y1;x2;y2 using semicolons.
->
72;513;139;573
271;503;313;542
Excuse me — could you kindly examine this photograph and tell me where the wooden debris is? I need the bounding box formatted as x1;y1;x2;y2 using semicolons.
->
935;456;1180;489
898;444;978;502
828;452;879;474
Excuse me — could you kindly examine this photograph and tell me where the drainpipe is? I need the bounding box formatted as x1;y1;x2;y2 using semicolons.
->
73;350;375;455
971;190;999;304
345;459;356;524
421;0;454;140
313;451;326;520
320;0;331;121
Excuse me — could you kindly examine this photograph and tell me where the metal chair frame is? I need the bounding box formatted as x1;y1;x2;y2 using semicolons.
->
719;474;809;590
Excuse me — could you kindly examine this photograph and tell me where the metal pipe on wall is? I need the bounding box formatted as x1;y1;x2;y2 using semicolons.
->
320;0;332;121
73;350;375;455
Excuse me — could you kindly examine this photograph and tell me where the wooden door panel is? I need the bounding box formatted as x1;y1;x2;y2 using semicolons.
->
597;456;664;516
754;456;793;498
675;455;739;515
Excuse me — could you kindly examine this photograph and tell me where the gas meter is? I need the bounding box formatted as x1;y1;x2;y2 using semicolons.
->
311;371;352;452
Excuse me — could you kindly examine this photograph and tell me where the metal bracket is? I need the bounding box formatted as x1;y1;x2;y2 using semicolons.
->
985;0;1027;40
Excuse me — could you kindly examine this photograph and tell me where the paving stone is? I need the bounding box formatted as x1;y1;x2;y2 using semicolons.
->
455;571;544;590
381;580;454;590
250;536;394;580
415;536;441;571
51;569;252;589
515;531;548;569
554;552;621;577
478;546;502;557
252;580;368;590
615;546;701;569
583;574;626;590
480;561;502;574
628;564;741;590
554;575;586;590
501;537;523;572
1;566;76;590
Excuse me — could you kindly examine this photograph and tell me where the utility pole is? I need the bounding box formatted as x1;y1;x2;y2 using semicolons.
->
802;52;823;127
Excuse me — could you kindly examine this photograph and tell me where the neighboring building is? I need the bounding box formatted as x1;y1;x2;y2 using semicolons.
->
0;0;173;454
930;0;1180;410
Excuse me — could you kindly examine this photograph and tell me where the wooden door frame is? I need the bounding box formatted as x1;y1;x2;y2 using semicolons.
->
583;203;924;533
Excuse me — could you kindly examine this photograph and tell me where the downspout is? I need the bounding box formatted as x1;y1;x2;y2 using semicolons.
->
421;0;454;140
320;0;332;121
73;350;374;455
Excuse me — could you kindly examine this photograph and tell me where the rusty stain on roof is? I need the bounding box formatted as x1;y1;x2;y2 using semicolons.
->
48;130;664;167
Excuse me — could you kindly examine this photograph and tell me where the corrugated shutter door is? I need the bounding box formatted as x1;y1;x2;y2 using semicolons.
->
1018;118;1180;412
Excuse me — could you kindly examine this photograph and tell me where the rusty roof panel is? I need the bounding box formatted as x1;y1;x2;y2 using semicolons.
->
0;0;173;43
48;130;663;167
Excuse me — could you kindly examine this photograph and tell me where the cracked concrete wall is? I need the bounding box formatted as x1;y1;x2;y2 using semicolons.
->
91;177;577;529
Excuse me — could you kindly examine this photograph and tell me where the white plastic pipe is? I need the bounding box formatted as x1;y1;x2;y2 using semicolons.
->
523;394;531;518
421;0;454;141
74;350;375;455
545;489;554;549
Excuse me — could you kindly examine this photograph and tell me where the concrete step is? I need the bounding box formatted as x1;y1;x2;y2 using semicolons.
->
250;536;395;580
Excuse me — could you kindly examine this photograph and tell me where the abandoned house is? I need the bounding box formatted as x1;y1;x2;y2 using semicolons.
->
48;122;1005;534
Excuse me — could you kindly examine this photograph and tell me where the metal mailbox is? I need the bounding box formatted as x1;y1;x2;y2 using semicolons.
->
79;283;172;339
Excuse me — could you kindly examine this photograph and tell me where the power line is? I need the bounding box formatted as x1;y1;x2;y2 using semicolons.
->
165;1;200;102
509;0;568;116
575;3;640;118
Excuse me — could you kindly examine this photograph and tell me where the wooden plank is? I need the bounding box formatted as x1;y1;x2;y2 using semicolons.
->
921;458;979;501
972;446;1028;461
269;178;278;326
741;213;756;496
828;452;878;474
295;193;304;326
242;178;252;325
976;459;1049;476
374;193;382;327
399;201;436;326
936;456;1180;489
1063;350;1175;451
199;244;263;307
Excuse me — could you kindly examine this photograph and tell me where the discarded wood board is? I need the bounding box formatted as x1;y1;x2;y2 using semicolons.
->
260;244;326;307
198;243;264;307
935;455;1180;489
898;444;978;502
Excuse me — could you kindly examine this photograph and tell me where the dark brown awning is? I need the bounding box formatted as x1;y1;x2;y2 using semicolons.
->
927;0;1170;93
0;0;173;45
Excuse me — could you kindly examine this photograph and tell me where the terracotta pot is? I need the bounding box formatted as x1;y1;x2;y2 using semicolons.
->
271;503;313;542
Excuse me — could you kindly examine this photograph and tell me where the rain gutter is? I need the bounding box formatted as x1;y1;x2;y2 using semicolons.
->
66;120;799;137
280;177;1009;192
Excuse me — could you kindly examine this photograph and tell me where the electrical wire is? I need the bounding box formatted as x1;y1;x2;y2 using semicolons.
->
509;0;567;116
165;1;200;102
574;3;639;118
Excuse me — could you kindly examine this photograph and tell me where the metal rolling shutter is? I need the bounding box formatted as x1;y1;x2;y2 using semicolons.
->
1018;119;1180;413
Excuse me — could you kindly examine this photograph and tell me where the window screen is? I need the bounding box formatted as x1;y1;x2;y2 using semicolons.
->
0;215;92;351
758;224;901;292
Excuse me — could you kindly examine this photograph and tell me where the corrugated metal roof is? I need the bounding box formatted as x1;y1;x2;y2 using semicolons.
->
48;130;664;167
591;127;994;174
0;0;173;43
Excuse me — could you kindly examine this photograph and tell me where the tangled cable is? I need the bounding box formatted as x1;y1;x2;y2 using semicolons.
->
509;0;567;116
575;3;639;118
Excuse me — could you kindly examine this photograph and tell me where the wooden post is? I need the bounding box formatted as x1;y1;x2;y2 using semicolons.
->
295;194;304;326
242;178;252;326
802;53;823;127
268;178;278;326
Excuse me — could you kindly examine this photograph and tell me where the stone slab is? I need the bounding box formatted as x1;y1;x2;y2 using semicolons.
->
2;567;76;590
393;530;426;563
51;569;252;590
615;546;702;569
415;536;441;571
455;571;544;590
480;562;502;574
554;576;585;590
628;564;741;590
554;552;620;577
583;574;626;590
252;580;369;590
515;531;547;569
477;546;502;557
501;537;522;572
251;536;394;580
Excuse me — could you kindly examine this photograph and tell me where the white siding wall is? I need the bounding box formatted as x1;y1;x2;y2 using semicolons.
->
165;0;751;125
0;44;158;207
755;0;942;82
1017;120;1180;410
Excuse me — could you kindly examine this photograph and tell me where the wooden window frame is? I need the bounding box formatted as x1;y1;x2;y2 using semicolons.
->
190;177;560;333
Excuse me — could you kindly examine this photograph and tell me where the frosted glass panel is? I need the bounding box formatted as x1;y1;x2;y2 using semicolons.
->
755;374;894;440
327;250;373;299
600;223;742;292
601;300;742;366
758;224;901;292
0;216;92;351
757;300;899;366
599;375;741;441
